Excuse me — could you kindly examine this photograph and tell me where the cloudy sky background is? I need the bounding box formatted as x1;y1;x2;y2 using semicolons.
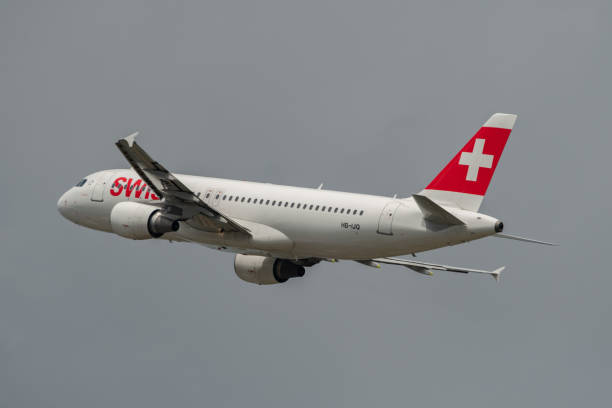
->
1;1;610;406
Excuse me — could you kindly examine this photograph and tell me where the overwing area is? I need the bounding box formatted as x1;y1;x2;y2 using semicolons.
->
116;133;251;235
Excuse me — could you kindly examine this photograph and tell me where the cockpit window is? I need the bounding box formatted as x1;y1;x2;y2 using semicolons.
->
75;178;87;187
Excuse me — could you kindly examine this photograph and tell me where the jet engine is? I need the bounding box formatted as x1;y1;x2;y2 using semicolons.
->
234;254;305;285
110;201;179;240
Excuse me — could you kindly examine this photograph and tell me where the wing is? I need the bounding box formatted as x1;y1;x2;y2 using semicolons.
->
358;257;503;281
493;233;558;246
115;132;251;235
412;194;465;225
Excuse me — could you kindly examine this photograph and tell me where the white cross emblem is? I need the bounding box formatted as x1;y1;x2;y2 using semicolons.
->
458;138;494;181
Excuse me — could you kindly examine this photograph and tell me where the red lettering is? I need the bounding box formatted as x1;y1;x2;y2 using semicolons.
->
111;176;160;200
110;177;127;196
125;178;143;198
134;183;146;199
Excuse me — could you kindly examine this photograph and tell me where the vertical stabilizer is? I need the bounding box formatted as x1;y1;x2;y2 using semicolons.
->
419;113;516;211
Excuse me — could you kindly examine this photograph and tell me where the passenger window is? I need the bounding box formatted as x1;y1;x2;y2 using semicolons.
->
266;200;270;205
223;195;227;200
328;207;332;212
334;208;338;213
309;205;313;210
260;199;264;204
315;205;320;211
247;198;252;203
284;202;288;207
296;204;301;209
272;201;276;206
340;209;345;214
290;203;294;208
346;209;351;214
229;195;233;201
206;193;211;198
215;194;220;199
278;201;282;206
360;210;364;216
353;210;357;215
321;206;326;211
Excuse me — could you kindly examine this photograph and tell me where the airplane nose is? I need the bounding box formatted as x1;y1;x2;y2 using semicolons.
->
57;191;69;218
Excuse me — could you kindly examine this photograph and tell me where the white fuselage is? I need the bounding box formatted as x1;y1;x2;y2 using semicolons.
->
57;169;499;260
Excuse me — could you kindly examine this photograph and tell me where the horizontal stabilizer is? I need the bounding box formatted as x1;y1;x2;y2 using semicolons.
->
494;233;558;246
412;194;465;226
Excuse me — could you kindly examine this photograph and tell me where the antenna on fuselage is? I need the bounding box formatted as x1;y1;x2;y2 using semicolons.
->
317;183;324;190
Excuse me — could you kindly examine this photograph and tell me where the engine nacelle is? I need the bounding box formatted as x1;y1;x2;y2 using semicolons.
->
234;254;305;285
110;202;179;240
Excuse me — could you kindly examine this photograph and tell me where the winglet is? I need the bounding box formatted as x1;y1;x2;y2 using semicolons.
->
492;266;504;283
124;131;139;147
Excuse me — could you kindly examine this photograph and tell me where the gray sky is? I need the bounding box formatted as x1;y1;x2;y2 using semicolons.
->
1;1;610;407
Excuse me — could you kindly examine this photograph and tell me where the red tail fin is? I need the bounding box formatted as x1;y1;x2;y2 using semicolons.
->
420;113;516;211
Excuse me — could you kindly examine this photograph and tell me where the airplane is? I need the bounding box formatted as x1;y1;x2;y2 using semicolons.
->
57;113;555;285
